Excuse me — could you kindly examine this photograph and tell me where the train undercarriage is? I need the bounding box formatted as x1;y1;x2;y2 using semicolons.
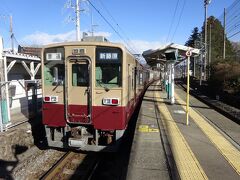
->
45;125;125;151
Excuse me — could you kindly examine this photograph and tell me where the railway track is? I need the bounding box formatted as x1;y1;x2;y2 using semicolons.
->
176;81;240;124
5;110;42;131
176;83;240;149
5;120;29;130
192;105;240;149
40;151;99;180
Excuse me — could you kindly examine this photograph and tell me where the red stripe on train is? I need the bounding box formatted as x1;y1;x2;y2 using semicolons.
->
42;103;128;130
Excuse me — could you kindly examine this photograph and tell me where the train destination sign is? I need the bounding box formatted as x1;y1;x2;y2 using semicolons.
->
99;52;119;60
46;53;62;61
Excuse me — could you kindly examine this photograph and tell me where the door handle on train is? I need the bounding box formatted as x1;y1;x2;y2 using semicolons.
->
84;88;90;95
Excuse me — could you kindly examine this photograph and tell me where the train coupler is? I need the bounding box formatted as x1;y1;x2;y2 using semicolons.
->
68;137;88;148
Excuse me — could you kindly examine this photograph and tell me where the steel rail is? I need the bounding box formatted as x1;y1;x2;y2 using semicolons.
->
40;151;101;180
176;83;240;150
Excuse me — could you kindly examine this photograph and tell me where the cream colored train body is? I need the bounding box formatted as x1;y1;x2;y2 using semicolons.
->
42;41;158;151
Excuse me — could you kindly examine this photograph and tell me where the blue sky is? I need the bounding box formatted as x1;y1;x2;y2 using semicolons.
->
0;0;236;53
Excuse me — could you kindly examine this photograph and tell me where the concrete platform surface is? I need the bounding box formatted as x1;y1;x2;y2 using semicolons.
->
127;81;240;180
127;84;171;180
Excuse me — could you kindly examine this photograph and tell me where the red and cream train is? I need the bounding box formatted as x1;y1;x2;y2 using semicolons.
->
41;40;158;151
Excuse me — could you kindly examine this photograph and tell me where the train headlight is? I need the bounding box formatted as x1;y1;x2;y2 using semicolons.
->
102;98;120;106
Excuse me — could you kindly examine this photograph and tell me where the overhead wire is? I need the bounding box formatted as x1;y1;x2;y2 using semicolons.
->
219;0;240;22
166;0;180;43
225;10;240;29
224;0;240;39
0;15;11;48
226;18;240;33
98;0;138;54
86;0;138;55
170;0;186;42
0;1;14;48
226;0;240;15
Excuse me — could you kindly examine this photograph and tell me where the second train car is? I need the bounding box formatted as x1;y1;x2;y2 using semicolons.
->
42;40;157;151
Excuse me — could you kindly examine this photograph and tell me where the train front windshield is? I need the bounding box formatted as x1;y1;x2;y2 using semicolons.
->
43;47;65;86
96;47;122;88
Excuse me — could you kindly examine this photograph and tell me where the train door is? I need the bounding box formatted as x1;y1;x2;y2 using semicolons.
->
65;57;92;124
127;64;131;102
134;67;137;100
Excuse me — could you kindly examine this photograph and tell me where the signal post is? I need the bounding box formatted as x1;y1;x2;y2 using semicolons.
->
185;49;192;126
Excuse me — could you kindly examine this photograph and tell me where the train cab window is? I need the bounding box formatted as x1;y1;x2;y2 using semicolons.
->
44;47;65;86
44;62;65;86
72;64;89;86
96;47;122;88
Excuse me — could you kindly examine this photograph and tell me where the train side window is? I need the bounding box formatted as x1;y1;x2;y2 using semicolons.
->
72;64;89;86
139;72;143;85
132;68;134;89
135;69;139;85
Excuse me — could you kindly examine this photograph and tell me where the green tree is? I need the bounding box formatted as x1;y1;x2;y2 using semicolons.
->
186;16;240;94
201;16;239;94
185;27;201;78
201;16;235;63
185;27;200;48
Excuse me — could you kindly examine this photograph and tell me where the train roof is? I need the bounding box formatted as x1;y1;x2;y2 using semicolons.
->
43;41;126;51
42;40;138;63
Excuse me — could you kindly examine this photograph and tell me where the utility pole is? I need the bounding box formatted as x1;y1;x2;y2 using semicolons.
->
10;15;14;52
204;0;211;80
0;37;3;132
76;0;81;41
209;23;212;79
194;36;203;85
91;10;94;36
90;9;98;37
199;34;203;86
65;0;81;41
200;52;203;85
223;8;226;60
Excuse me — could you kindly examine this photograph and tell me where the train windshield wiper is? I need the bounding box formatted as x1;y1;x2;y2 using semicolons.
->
96;80;110;92
52;80;62;91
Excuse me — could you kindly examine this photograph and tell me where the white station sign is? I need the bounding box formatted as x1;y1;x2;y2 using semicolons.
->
186;50;192;57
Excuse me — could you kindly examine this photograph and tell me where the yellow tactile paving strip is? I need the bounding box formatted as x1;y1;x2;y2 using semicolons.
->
138;125;160;133
175;92;240;176
154;84;208;180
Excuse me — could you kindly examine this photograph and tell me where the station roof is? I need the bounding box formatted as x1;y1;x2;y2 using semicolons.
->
4;51;41;62
142;43;200;67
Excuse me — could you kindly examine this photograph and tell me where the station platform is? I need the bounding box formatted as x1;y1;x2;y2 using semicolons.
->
127;81;240;180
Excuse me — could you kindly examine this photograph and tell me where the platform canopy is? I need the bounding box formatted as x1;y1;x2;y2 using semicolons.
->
142;43;200;67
